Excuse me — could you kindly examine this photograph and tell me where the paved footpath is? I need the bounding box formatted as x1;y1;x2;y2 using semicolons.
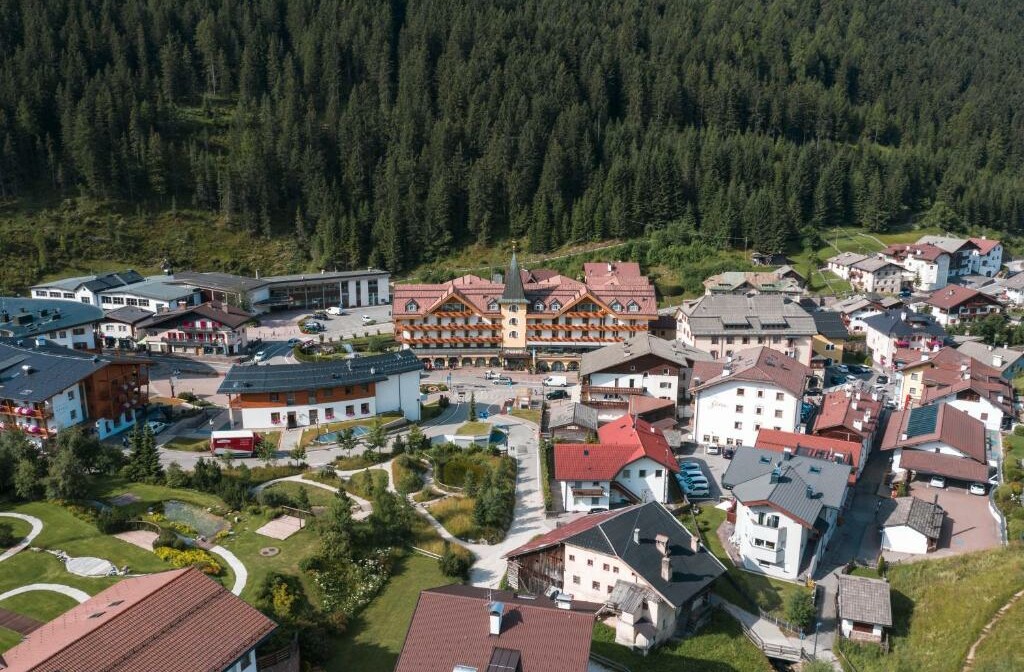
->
0;513;43;563
0;583;90;604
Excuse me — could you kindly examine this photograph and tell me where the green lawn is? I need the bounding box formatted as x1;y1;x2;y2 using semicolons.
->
455;421;491;436
690;506;807;615
838;548;1024;672
161;436;210;452
1003;434;1024;464
325;554;456;672
969;594;1024;672
0;591;79;621
591;610;772;672
509;408;542;425
0;627;22;654
420;402;446;421
0;517;32;544
299;413;402;448
263;481;339;508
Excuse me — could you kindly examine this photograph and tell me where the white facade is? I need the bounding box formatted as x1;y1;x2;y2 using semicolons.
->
1;382;86;442
98;286;198;313
676;328;813;366
880;525;930;555
926;392;1006;431
560;479;610;512
32;285;99;305
589;371;678;406
558;456;671;512
732;500;838;581
41;325;98;350
693;379;800;448
900;254;950;292
850;264;903;294
972;243;1003;277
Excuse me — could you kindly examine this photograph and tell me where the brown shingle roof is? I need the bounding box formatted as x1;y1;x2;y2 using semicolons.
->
924;285;1000;311
0;568;276;672
898;449;990;482
394;585;596;672
691;346;809;397
811;389;882;440
881;403;987;463
136;301;253;330
837;574;893;627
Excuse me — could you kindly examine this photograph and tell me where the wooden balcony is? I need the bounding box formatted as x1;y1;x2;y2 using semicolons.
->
0;404;52;419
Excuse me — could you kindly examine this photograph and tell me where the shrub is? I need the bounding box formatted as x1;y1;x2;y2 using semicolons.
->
346;469;389;499
154;546;222;575
177;391;199;403
0;523;15;547
439;543;473;579
259;489;295;508
784;589;816;631
95;507;130;534
153;527;189;550
1014;424;1024;437
876;554;888;577
165;462;190;488
393;455;425;494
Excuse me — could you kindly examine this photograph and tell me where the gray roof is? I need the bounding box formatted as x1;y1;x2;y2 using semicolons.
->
723;447;850;525
680;295;816;337
812;311;850;340
548;403;599;431
954;341;1024;372
100;276;199;301
861;309;946;340
827;252;869;267
0;338;110;402
580;333;711;376
917;235;973;254
262;269;389;284
0;299;104;338
837;574;892;627
877;497;944;539
218;350;422;394
999;271;1024;291
563;502;725;609
608;580;655;614
852;257;900;273
169;272;268;293
500;253;527;304
102;306;153;325
32;270;145;293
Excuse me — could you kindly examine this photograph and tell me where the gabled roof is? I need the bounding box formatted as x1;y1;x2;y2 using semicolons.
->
136;301;253;330
702;271;804;294
99;275;198;301
877;496;944;539
917;235;977;255
554;415;678;481
101;306;153;325
898;449;991;482
580;333;711;375
884;243;949;263
755;429;862;485
0;568;276;672
691;346;809;397
811;389;882;440
837;574;893;627
969;237;1001;254
852;257;901;273
954;341;1024;372
924;285;1001;311
723;446;850;526
0;299;104;338
914;348;1014;415
812;311;850;340
218;350;422;394
548;403;599;431
505;502;726;609
881;404;987;463
827;252;869;267
0;338;110;402
861;309;946;340
679;294;816;337
32;270;145;293
395;585;597;672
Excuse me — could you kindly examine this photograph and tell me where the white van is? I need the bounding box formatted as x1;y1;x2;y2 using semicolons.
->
327;306;343;315
543;375;567;387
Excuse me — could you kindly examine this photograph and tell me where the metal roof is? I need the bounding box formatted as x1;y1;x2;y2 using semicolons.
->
499;252;527;304
31;270;145;293
580;333;711;375
0;298;104;338
168;271;268;293
262;269;389;284
0;338;111;402
218;350;422;394
99;276;199;301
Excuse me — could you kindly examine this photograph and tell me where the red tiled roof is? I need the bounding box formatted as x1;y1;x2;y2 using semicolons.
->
884;243;948;262
0;568;276;672
691;346;809;397
898;449;990;482
394;585;596;672
554;415;679;481
811;390;881;439
628;395;676;416
503;508;630;558
755;429;862;484
881;404;987;463
924;285;999;311
901;347;1013;415
969;238;1001;255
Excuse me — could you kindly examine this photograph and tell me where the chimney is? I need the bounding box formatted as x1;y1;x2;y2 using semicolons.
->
655;533;669;556
994;354;1004;367
633;528;640;545
660;556;672;582
783;447;793;460
690;535;700;554
607;262;613;272
770;462;783;483
488;602;505;636
852;400;859;411
900;433;908;442
853;419;863;432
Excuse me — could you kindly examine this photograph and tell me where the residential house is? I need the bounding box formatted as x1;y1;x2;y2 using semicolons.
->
811;311;850;368
702;270;804;296
137;302;253;356
830;294;903;334
649;312;677;340
883;243;950;291
810;389;883;470
996;271;1024;306
394;585;598;672
918;285;1002;327
877;496;945;554
393;253;656;370
99;306;152;349
722;446;851;581
826;253;903;294
0;298;102;350
676;294;817;366
554;414;679;511
755;429;863;485
0;338;150;441
881;404;991;485
547;403;599;442
861;310;946;368
504;501;726;651
896;346;1014;429
97;275;201;313
218;350;423;429
690;347;809;448
579;333;711;425
29;270;145;306
0;567;275;672
954;341;1024;381
836;574;893;645
918;235;1003;278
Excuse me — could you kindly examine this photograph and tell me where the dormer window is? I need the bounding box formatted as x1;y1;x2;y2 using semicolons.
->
405;300;419;312
550;301;561;312
488;300;499;311
611;300;623;311
627;301;640;312
534;301;545;311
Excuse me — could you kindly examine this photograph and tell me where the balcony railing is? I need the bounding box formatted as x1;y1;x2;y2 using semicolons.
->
0;404;52;419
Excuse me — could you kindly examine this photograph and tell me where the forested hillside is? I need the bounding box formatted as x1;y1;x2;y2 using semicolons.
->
1;0;1023;289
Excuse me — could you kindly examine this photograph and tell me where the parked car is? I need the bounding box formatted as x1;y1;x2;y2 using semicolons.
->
545;389;569;400
685;485;711;498
835;364;850;374
484;370;497;380
969;482;987;496
287;338;302;346
492;377;514;386
146;420;168;435
543;375;567;387
679;474;710;489
723;447;736;459
327;306;344;315
361;315;375;325
312;310;329;320
254;350;268;363
845;374;860;383
929;475;947;489
705;444;721;455
677;460;703;472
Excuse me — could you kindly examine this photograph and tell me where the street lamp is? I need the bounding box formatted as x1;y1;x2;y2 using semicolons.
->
812;621;822;658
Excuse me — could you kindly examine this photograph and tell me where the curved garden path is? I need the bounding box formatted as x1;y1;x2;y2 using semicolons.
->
962;586;1024;671
0;513;43;563
207;546;247;596
0;583;89;604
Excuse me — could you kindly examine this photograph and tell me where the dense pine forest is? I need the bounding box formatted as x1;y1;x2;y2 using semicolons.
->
1;0;1024;289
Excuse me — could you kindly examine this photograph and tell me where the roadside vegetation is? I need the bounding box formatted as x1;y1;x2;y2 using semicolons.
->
426;444;515;543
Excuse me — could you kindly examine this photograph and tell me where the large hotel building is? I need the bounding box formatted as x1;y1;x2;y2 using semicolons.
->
392;254;656;370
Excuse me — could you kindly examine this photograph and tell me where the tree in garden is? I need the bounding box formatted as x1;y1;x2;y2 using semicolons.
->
364;419;387;461
124;424;163;483
368;490;412;547
318;491;356;563
255;436;276;464
46;445;88;500
295;486;311;512
784;589;816;630
407;425;428;453
289;445;307;465
468;393;477;421
390;434;406;456
336;428;357;458
13;458;42;500
191;457;222;491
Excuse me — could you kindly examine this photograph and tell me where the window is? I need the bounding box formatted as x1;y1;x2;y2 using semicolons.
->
825;343;836;351
603;563;610;571
308;392;317;404
534;301;545;311
627;301;639;312
509;317;517;325
659;381;671;388
509;331;518;338
286;393;295;405
737;388;745;397
711;336;719;344
735;405;744;413
405;300;419;312
592;581;601;591
774;409;783;418
775;392;784;401
568;554;575;561
726;336;734;344
909;387;917;395
550;301;561;311
755;406;763;416
138;299;149;307
734;421;742;430
911;372;920;380
271;412;281;424
753;538;776;550
360;402;370;414
488;300;498;311
612;566;619;574
325;407;335;420
67;390;75;400
757;389;764;398
607;585;614;594
69;409;77;420
980;412;988;421
639;469;647;477
622;469;631;478
269;393;279;402
112;296;124;304
655;469;663;477
591;497;600;505
59;331;67;338
48;291;60;297
587;559;594;566
101;296;112;304
572;575;580;585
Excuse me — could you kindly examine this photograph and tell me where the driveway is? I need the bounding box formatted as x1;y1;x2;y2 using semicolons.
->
884;480;1002;561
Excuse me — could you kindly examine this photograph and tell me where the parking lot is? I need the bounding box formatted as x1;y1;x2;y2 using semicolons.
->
896;479;1004;559
673;443;734;500
248;304;394;364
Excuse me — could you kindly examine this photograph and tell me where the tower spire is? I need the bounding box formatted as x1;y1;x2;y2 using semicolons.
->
500;246;527;304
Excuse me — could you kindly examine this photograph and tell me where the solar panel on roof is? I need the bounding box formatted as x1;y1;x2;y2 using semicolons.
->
906;404;940;438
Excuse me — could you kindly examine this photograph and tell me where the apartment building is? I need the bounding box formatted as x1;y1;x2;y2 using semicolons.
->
676;294;816;366
954;341;1024;381
137;302;253;356
30;270;145;306
392;254;656;370
882;243;951;291
918;285;1003;327
826;253;904;294
97;275;200;313
0;298;102;350
918;235;1003;278
702;270;804;296
861;309;946;368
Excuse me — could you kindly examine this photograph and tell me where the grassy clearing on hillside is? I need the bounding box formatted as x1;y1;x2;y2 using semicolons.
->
837;548;1024;672
428;497;481;541
263;481;339;508
968;594;1024;672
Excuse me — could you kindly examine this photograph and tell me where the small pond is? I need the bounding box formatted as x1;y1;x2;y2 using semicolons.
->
314;424;370;444
164;500;227;538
